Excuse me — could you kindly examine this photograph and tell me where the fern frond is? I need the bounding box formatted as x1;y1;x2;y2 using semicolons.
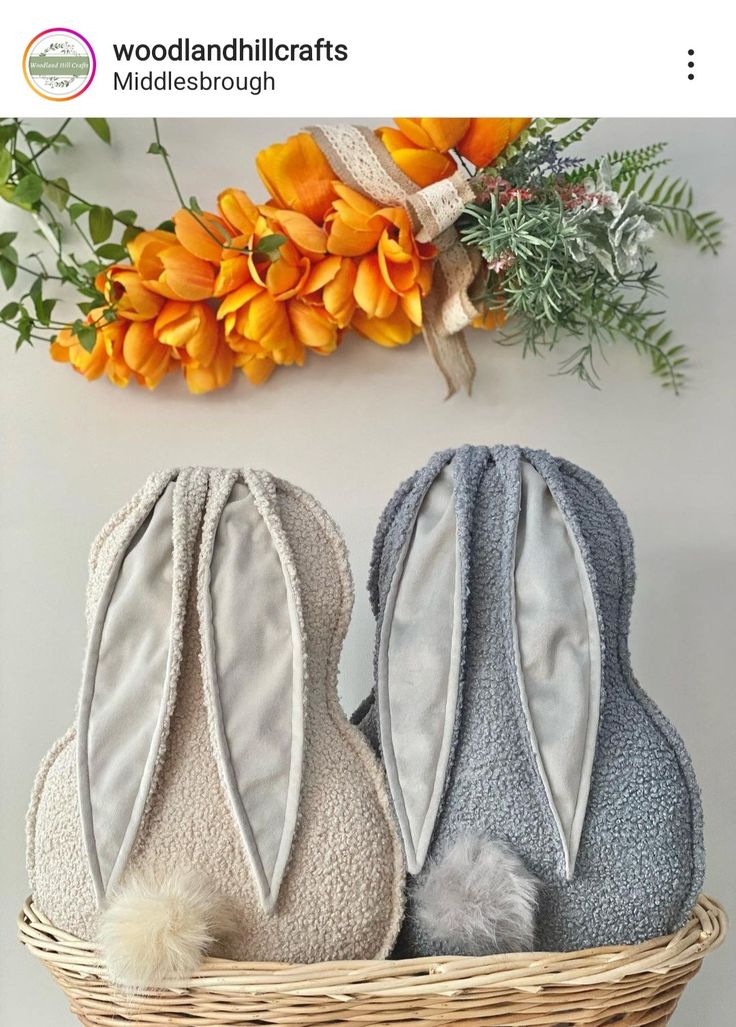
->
634;174;724;253
556;118;599;150
564;143;670;185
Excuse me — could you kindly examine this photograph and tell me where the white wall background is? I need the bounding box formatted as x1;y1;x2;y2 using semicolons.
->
0;118;733;1025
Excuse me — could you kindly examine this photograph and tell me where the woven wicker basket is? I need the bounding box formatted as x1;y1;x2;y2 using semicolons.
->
19;894;726;1026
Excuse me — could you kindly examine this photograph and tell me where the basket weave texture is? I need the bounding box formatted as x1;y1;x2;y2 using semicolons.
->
19;894;726;1027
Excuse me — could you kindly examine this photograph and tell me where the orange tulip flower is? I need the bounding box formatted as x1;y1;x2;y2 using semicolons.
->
256;132;337;223
302;254;357;329
456;118;531;169
51;314;129;385
95;266;165;322
128;229;216;301
233;347;276;386
183;338;235;394
218;188;260;236
122;320;173;389
329;194;434;346
326;183;385;257
215;198;351;367
352;305;419;347
378;119;469;187
288;299;340;355
173;209;231;262
154;300;219;368
376;127;458;188
394;118;471;153
378;117;531;186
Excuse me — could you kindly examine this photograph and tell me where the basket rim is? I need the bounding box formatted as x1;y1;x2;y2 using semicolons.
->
19;893;727;999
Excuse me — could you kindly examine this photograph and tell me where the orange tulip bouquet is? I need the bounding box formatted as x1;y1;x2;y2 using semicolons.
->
0;117;723;394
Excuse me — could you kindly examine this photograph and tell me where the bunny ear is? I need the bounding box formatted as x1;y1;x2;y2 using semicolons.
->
199;473;305;914
512;459;602;879
78;475;180;903
377;461;463;875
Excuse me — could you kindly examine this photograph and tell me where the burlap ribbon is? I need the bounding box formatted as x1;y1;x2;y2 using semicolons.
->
309;124;481;397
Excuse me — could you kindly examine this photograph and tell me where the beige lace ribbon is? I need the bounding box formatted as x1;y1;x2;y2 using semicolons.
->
309;124;481;396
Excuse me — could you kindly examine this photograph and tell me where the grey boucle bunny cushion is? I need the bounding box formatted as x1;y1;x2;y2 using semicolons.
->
357;445;704;955
28;467;404;963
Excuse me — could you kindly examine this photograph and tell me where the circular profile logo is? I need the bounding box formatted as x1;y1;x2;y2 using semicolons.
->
23;28;96;101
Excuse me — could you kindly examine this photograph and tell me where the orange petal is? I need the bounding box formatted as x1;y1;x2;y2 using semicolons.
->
256;132;337;222
216;281;262;319
244;292;293;350
122;321;172;388
352;306;418;347
400;284;424;326
269;209;327;258
395;118;470;153
100;320;126;356
50;337;72;362
473;306;507;330
184;341;234;394
376;127;417;156
354;254;398;319
265;254;310;300
183;306;218;367
174;209;229;262
159;246;216;301
377;232;419;295
154;299;191;333
214;254;252;297
327;216;384;257
323;259;357;327
159;302;219;367
218;188;259;236
302;254;341;295
106;351;132;388
384;146;457;187
457;118;531;169
332;181;380;219
289;300;339;353
75;344;109;379
112;270;166;321
127;229;177;268
417;258;434;297
236;352;276;385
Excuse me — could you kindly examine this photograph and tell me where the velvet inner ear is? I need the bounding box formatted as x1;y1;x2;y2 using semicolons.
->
79;480;176;901
512;460;601;879
377;463;462;875
204;480;304;913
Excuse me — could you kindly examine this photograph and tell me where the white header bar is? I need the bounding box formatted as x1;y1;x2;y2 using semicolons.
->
1;1;733;116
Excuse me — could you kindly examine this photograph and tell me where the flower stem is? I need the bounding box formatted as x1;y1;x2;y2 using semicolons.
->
153;118;187;208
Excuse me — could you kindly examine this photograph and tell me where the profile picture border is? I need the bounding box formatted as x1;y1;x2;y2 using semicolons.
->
23;27;97;101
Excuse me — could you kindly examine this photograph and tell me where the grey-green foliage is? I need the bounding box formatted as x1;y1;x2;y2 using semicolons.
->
459;119;725;390
566;160;661;277
562;133;724;255
460;190;687;390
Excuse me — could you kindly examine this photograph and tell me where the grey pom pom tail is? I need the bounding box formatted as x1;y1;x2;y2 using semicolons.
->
412;834;540;955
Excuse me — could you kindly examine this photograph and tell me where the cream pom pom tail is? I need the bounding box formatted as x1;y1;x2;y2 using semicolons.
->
412;834;540;955
97;869;238;989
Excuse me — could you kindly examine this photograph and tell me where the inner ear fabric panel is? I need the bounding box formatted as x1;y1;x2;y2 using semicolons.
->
84;480;176;896
513;460;601;878
209;481;303;910
378;464;461;875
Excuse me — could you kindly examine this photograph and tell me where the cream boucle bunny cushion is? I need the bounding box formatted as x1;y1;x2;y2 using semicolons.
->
27;467;403;983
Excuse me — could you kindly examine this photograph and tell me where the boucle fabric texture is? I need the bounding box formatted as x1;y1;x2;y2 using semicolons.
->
27;467;404;962
357;445;704;955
